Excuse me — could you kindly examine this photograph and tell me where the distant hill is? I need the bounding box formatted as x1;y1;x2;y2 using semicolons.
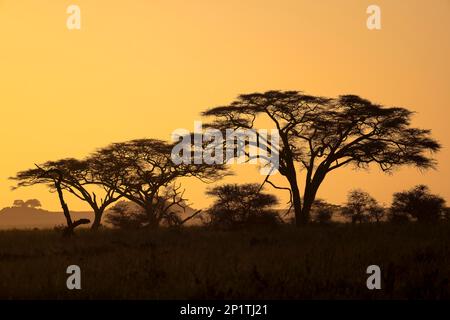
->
0;205;203;230
0;207;92;230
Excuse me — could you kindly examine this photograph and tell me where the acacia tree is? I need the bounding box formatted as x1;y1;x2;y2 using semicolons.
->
11;165;90;236
202;91;441;226
11;158;121;231
92;139;226;228
60;158;123;230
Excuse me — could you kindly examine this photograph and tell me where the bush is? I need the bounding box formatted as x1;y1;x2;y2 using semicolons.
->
105;201;148;230
388;211;410;224
311;199;335;224
205;183;281;229
390;185;446;223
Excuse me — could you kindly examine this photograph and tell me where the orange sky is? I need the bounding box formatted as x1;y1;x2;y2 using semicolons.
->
0;0;449;212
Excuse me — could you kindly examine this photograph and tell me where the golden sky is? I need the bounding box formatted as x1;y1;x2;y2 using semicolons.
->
0;0;449;212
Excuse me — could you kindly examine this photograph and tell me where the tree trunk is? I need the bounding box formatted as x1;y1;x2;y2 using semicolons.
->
300;170;326;225
285;171;303;227
301;195;313;224
55;180;72;227
63;219;91;237
292;185;304;226
91;210;103;231
301;184;319;225
145;206;159;229
49;172;90;237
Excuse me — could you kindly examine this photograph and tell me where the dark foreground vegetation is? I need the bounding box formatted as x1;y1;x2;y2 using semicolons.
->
0;223;449;300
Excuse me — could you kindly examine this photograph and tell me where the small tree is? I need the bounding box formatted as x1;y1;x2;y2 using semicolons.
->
342;189;380;224
13;200;25;207
310;199;335;224
24;199;42;209
106;201;148;229
391;185;446;223
368;203;385;223
206;183;280;229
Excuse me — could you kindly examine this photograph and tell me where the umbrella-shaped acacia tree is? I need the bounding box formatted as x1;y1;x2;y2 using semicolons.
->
202;91;441;226
11;158;122;232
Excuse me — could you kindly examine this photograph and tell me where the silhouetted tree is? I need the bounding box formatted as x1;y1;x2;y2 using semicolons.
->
106;201;148;229
13;199;42;209
11;159;121;231
390;185;446;223
369;203;385;223
11;166;90;236
205;183;280;229
12;200;25;207
92;139;226;228
24;199;42;209
202;91;440;226
310;199;335;224
342;189;380;224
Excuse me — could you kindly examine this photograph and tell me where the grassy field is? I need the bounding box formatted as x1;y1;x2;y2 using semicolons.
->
0;223;449;299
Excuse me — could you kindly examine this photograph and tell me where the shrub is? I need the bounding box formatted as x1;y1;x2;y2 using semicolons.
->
311;199;335;224
390;185;446;223
205;183;281;229
105;201;148;229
